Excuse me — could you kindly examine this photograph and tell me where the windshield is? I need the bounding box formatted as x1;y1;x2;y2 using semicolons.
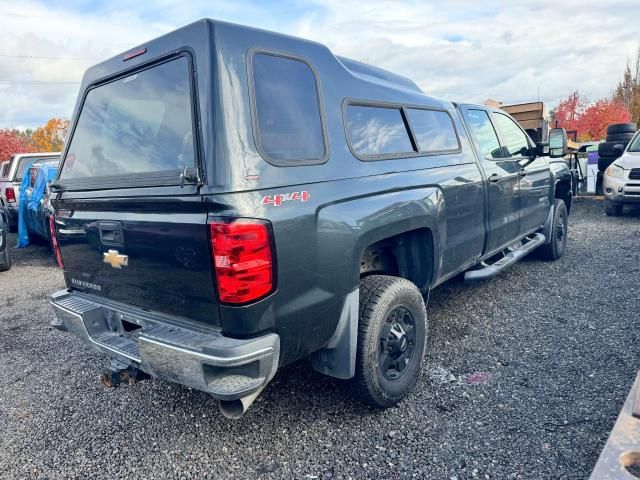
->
60;55;195;182
628;132;640;152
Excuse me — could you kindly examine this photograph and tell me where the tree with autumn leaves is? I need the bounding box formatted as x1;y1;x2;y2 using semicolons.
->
0;118;70;163
552;91;631;142
0;130;34;164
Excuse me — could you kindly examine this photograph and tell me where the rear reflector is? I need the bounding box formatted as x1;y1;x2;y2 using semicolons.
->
5;187;16;203
49;215;64;269
209;219;274;304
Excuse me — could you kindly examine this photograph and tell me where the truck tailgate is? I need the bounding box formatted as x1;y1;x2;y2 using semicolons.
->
54;198;219;326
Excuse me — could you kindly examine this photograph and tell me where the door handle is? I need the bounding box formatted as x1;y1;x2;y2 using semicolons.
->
488;173;502;183
99;221;123;246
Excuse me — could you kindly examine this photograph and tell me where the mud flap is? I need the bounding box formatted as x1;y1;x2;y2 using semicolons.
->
310;289;359;380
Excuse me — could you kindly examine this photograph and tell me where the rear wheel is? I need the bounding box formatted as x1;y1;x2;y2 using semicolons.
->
346;275;427;408
0;248;11;272
604;199;623;216
537;199;568;261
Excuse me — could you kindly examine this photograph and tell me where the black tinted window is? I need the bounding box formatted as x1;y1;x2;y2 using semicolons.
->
60;56;194;180
346;105;414;157
494;113;530;157
464;110;503;159
406;109;459;153
252;53;325;163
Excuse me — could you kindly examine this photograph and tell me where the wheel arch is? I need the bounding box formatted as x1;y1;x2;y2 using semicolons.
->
554;177;572;214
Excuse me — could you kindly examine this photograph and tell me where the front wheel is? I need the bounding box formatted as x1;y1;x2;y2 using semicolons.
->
604;199;623;216
345;275;427;408
537;199;568;261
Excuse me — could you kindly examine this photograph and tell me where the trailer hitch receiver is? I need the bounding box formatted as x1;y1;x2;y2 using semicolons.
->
99;359;149;396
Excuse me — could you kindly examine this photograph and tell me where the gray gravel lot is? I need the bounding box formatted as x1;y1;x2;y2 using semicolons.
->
1;199;639;479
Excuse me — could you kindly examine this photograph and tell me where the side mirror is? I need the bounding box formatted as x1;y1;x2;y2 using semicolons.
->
612;144;625;156
535;142;549;157
548;128;568;158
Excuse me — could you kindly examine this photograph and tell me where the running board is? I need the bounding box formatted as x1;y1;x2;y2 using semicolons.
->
464;233;546;283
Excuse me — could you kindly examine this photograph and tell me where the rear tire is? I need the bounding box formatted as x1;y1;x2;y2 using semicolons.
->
346;275;427;408
537;200;568;261
604;199;623;216
0;249;11;272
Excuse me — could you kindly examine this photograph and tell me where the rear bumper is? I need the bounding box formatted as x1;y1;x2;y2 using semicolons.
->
50;290;280;401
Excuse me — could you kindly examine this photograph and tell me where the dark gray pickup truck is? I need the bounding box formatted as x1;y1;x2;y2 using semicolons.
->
49;19;572;418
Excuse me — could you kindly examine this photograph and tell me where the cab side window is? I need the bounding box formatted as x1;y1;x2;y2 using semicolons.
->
494;113;531;158
464;109;503;159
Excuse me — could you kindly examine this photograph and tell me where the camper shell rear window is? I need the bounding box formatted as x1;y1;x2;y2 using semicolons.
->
59;53;197;189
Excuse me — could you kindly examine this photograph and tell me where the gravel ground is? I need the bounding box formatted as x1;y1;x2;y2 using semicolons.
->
0;199;639;480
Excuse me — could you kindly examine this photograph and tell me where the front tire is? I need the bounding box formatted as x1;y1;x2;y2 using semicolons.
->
537;199;568;261
604;199;623;216
346;275;427;408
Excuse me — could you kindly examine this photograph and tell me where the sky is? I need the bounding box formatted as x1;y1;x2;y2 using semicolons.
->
0;0;638;129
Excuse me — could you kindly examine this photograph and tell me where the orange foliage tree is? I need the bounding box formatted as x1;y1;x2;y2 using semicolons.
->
579;99;631;140
0;130;35;163
553;91;586;134
553;92;631;141
31;118;70;152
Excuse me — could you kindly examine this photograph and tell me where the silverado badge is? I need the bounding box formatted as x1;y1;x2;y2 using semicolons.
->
103;249;129;269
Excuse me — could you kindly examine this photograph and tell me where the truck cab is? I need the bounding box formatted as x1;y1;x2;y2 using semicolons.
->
49;19;572;418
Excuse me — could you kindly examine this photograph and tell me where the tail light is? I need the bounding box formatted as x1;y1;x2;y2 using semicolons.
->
208;219;274;304
5;187;16;203
49;215;64;269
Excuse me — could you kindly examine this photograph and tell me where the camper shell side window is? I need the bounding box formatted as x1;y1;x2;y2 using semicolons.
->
248;49;328;167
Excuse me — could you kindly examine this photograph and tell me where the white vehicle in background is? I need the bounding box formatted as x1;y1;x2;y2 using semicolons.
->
603;131;640;216
0;152;61;231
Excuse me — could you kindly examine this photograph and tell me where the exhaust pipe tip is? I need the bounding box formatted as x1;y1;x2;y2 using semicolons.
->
219;399;246;419
218;385;266;419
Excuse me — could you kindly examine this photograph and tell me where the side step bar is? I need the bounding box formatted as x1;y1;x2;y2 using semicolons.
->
464;233;546;283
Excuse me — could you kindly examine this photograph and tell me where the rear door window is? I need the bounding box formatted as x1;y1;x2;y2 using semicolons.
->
346;105;415;158
406;108;459;153
251;52;326;164
60;55;195;184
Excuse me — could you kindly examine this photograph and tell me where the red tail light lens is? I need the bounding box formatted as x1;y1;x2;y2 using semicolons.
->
209;219;274;304
49;215;64;269
5;187;16;203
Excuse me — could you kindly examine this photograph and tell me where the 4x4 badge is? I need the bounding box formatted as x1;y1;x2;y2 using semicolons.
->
261;191;310;207
103;250;129;269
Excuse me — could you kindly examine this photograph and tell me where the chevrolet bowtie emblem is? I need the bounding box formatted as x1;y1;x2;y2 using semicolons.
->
103;249;129;269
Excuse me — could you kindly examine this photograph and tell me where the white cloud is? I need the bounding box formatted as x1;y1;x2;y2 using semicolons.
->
0;0;638;128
